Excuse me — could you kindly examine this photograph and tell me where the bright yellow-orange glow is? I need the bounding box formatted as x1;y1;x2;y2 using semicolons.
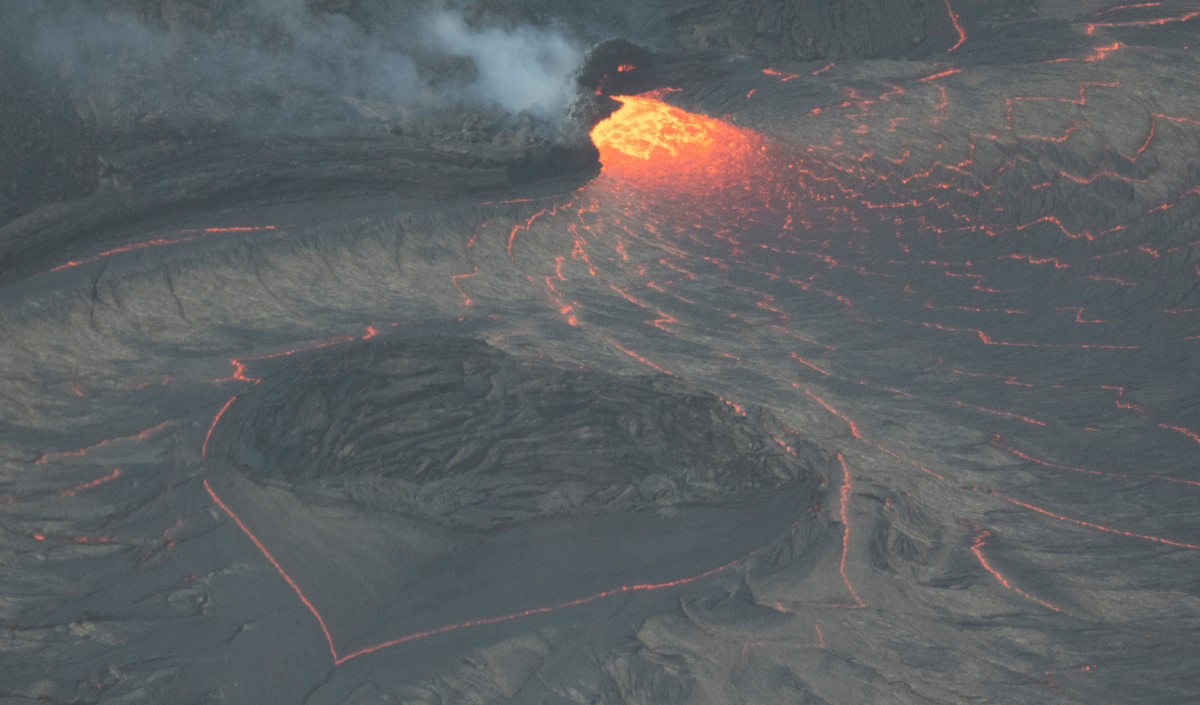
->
586;91;796;240
588;90;775;207
591;93;735;161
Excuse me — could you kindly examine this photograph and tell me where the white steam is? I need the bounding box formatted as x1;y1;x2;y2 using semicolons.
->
428;11;582;117
14;0;585;133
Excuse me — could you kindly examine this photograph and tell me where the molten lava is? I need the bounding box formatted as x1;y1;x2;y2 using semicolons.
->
587;91;795;243
588;90;772;194
591;92;728;161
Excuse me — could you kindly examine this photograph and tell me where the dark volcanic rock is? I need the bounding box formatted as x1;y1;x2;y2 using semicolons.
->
775;0;960;59
0;130;599;286
661;0;962;59
4;0;1200;702
0;42;97;228
210;336;824;529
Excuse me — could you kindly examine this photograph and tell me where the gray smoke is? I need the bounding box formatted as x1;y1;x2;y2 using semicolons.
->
11;0;585;137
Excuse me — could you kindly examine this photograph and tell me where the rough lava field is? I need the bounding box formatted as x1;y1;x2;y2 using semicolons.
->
1;0;1199;703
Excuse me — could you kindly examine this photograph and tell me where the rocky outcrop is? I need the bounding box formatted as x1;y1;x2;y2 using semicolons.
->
210;336;824;530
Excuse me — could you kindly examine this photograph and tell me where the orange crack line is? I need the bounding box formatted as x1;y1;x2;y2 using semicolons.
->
205;477;746;665
798;384;1019;485
508;200;572;259
1089;10;1198;32
1086;274;1137;286
61;468;121;497
1056;306;1107;323
970;530;1063;611
609;283;648;308
183;226;278;233
49;226;280;273
1004;254;1069;268
993;435;1199;487
836;454;866;607
978;328;1137;350
945;0;967;51
1159;423;1200;446
451;266;478;307
791;352;831;376
49;237;196;272
219;327;378;384
335;558;741;663
918;68;962;82
953;401;1046;426
202;397;237;459
1093;3;1160;16
650;310;678;332
36;420;176;464
763;67;801;82
803;389;862;439
796;383;949;485
541;275;579;327
465;218;492;258
1059;166;1145;185
918;321;1138;349
1014;215;1093;241
204;479;338;662
992;491;1200;549
1045;42;1128;63
607;339;675;376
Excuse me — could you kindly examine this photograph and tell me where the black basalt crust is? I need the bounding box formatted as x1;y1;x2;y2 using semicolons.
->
0;133;600;286
209;336;824;529
506;141;601;186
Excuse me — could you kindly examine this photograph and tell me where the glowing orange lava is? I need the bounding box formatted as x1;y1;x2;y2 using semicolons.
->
61;468;120;497
591;92;724;161
587;90;796;245
589;91;768;194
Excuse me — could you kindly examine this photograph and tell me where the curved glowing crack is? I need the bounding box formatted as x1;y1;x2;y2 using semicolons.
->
204;477;751;665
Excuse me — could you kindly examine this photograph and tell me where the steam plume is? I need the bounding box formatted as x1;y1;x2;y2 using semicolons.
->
8;0;585;135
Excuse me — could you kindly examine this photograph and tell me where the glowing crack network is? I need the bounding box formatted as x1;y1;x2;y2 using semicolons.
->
8;6;1200;700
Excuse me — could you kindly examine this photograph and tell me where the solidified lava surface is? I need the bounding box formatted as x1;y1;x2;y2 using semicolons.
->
193;337;828;669
2;0;1200;703
210;336;823;528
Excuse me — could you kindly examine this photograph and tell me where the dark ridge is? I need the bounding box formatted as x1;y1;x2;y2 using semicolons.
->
209;336;825;530
0;132;600;286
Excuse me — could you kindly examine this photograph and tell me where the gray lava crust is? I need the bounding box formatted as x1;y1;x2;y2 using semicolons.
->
209;336;824;529
2;0;1200;703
